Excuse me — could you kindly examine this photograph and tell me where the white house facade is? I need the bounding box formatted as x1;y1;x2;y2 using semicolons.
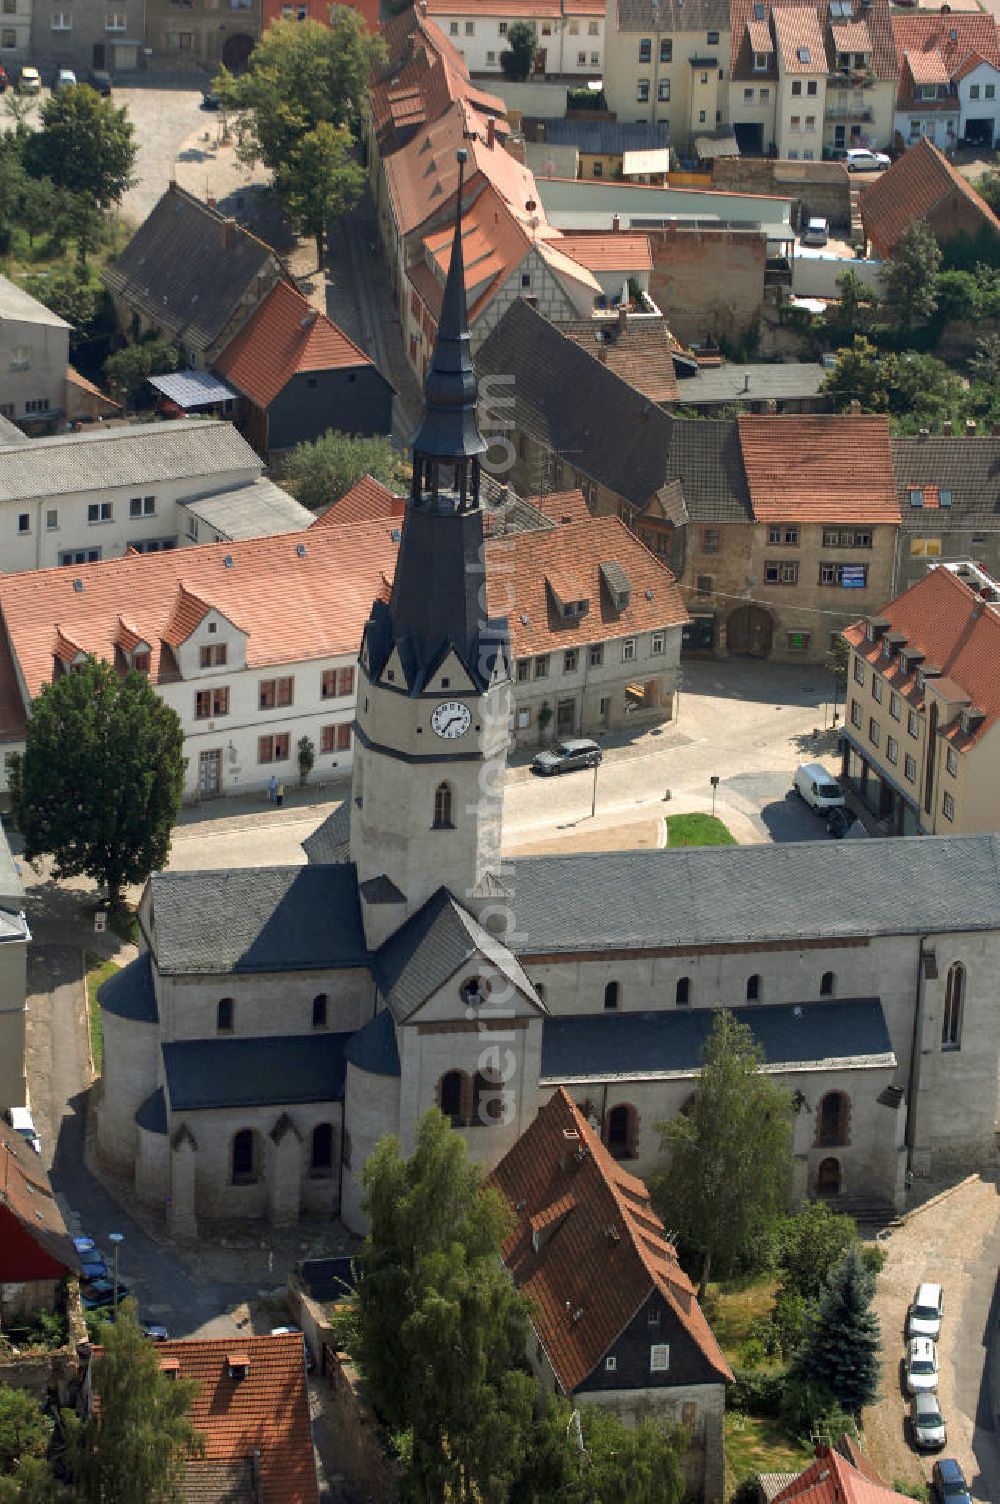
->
424;0;605;77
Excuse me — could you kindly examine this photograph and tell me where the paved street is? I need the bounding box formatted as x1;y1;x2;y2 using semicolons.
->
115;81;212;223
865;1177;1000;1499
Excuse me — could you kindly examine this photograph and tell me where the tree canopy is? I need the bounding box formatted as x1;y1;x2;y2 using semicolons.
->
274;120;364;265
879;220;942;328
103;338;178;409
652;1010;793;1292
821;335;966;433
349;1109;536;1503
794;1245;881;1415
66;1300;203;1504
511;1400;686;1504
23;85;136;208
502;21;537;82
12;655;184;906
280;429;405;511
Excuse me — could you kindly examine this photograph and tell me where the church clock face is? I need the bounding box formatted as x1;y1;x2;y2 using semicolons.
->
431;701;472;739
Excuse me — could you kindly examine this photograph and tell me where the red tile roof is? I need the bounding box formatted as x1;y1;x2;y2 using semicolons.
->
263;0;379;32
953;49;998;82
548;231;653;273
772;1445;917;1504
890;11;1000;75
489;1089;732;1393
0;1121;79;1281
902;48;950;85
214;281;375;411
830;18;871;52
842;564;1000;747
860;137;1000;259
373;10;507;145
119;1335;316;1504
320;475;405;526
536;489;593;525
771;7;828;73
486;515;688;655
416;184;531;323
738;414;899;523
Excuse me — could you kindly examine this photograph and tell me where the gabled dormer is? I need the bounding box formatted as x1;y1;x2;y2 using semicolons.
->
600;560;632;614
163;585;248;679
546;569;590;623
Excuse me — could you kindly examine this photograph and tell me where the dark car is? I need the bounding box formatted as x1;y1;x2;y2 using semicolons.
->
932;1460;972;1504
73;1235;108;1281
80;1277;130;1311
826;806;857;839
201;85;221;110
88;68;112;96
531;738;603;776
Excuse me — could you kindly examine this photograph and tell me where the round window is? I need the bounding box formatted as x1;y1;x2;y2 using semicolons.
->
460;976;492;1007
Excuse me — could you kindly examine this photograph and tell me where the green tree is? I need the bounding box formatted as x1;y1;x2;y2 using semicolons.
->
65;1300;202;1503
794;1245;881;1415
774;1201;858;1303
58;193;105;267
350;1110;536;1503
0;1456;69;1503
275;120;364;266
828;268;877;337
22;266;99;340
970;333;1000;387
512;1399;686;1504
652;1011;792;1293
0;143;26;255
502;21;536;82
24;86;136;208
826;633;850;693
977;168;1000;214
216;15;385;173
297;734;315;786
879;219;942;328
103;338;178;409
280;429;404;511
822;335;886;412
11;655;184;907
0;1384;51;1474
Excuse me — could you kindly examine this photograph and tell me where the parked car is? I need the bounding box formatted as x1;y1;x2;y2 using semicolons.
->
17;66;42;94
80;1277;130;1311
0;64;8;93
142;1321;169;1341
72;1235;108;1281
54;68;77;90
908;1281;944;1339
532;738;603;776
792;762;846;813
844;148;891;172
911;1391;947;1451
905;1336;939;1394
801;217;829;247
201;85;221;110
271;1325;315;1372
88;68;112;96
931;1459;972;1503
3;1105;41;1155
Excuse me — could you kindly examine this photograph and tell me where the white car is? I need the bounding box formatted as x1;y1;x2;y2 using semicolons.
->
17;66;41;94
844;148;891;172
908;1281;944;1339
54;68;77;90
906;1336;939;1394
3;1105;41;1154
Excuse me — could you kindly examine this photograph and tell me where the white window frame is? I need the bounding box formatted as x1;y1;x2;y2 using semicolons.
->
622;637;637;662
650;631;664;655
650;1343;670;1372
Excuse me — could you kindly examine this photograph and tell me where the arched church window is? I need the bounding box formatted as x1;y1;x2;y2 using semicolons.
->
816;1092;850;1148
604;980;620;1011
217;997;234;1033
311;1123;334;1176
230;1129;257;1184
433;782;454;829
460;976;491;1008
942;962;964;1050
605;1103;638;1160
473;1070;504;1125
820;971;835;997
438;1070;467;1127
746;974;761;1002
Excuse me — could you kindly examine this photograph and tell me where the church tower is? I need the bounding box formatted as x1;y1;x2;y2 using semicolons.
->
350;150;512;950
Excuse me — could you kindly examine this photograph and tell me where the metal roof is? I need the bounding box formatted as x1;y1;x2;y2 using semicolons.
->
181;478;314;540
678;362;828;404
148;370;240;407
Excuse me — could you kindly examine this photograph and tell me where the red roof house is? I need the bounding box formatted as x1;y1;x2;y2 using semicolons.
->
0;1120;79;1317
860;137;1000;258
769;1441;920;1504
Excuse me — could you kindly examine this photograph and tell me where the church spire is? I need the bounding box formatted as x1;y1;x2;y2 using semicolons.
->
409;146;487;512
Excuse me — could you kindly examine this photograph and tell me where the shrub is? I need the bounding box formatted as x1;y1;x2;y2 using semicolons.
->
738;1337;767;1369
778;1376;852;1444
860;1243;887;1278
728;1368;786;1416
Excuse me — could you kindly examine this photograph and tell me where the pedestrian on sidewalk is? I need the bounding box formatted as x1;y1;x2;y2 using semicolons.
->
276;781;284;809
268;774;277;804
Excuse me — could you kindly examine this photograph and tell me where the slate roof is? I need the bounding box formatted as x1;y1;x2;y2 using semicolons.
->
163;1034;350;1110
617;0;730;32
180;479;314;540
149;866;368;975
558;315;679;403
526;119;670;155
890;435;1000;522
0;1120;80;1280
738;414;898;523
540;998;895;1083
98;951;159;1022
860;137;1000;259
505;835;1000;954
488;515;689;655
102;184;282;353
138;1335;318;1504
373;886;542;1024
489;1088;733;1394
344;1008;401;1077
678;361;826;405
0;419;259;503
135;1086;167;1135
842;565;1000;748
215;281;381;410
662;418;753;524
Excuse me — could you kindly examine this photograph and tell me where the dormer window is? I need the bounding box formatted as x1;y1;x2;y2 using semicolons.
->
796;46;810;63
754;51;769;69
600;561;632;613
132;651;151;675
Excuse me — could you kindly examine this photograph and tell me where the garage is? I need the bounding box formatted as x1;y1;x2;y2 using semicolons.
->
964;117;994;148
734;122;763;155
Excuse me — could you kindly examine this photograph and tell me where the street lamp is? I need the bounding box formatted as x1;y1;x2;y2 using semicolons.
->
108;1232;124;1315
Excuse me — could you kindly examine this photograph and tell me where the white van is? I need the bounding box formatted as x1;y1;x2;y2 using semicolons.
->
793;762;846;813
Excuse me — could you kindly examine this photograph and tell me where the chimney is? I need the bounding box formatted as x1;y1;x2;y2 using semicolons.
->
300;310;318;330
966;418;977;436
618;304;628;332
487;116;496;149
611;213;621;232
560;1127;580;1170
222;218;237;252
207;196;217;210
942;420;952;436
848;399;861;414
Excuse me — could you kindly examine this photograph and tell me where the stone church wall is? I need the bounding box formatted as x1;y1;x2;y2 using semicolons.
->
96;1010;159;1171
155;969;375;1043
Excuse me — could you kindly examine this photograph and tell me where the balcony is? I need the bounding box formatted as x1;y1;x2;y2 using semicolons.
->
824;105;873;122
827;68;874;89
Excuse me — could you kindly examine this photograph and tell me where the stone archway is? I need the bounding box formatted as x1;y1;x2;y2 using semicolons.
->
726;604;774;658
222;32;254;72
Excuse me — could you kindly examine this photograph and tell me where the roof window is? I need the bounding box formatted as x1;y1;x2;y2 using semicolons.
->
939;489;952;508
797;46;810;63
908;489;924;508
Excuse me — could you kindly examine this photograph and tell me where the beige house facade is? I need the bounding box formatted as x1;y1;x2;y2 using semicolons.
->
0;823;28;1113
0;276;71;432
601;0;732;153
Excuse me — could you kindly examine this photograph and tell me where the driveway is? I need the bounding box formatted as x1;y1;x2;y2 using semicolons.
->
863;1177;1000;1499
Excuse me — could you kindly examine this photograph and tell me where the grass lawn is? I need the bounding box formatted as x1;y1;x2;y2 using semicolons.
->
666;813;737;847
703;1276;778;1364
724;1412;813;1495
84;952;119;1073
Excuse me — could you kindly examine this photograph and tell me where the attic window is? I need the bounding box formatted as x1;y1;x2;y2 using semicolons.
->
160;1359;180;1379
908;489;924;508
939;490;952;508
753;1;764;15
73;579;84;593
797;46;810;63
650;1343;670;1372
223;555;234;569
227;1355;250;1380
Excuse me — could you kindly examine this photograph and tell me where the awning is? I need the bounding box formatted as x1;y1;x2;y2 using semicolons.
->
694;134;740;159
148;370;239;408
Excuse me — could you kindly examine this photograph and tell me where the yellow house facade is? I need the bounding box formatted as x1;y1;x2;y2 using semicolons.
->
602;0;732;155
